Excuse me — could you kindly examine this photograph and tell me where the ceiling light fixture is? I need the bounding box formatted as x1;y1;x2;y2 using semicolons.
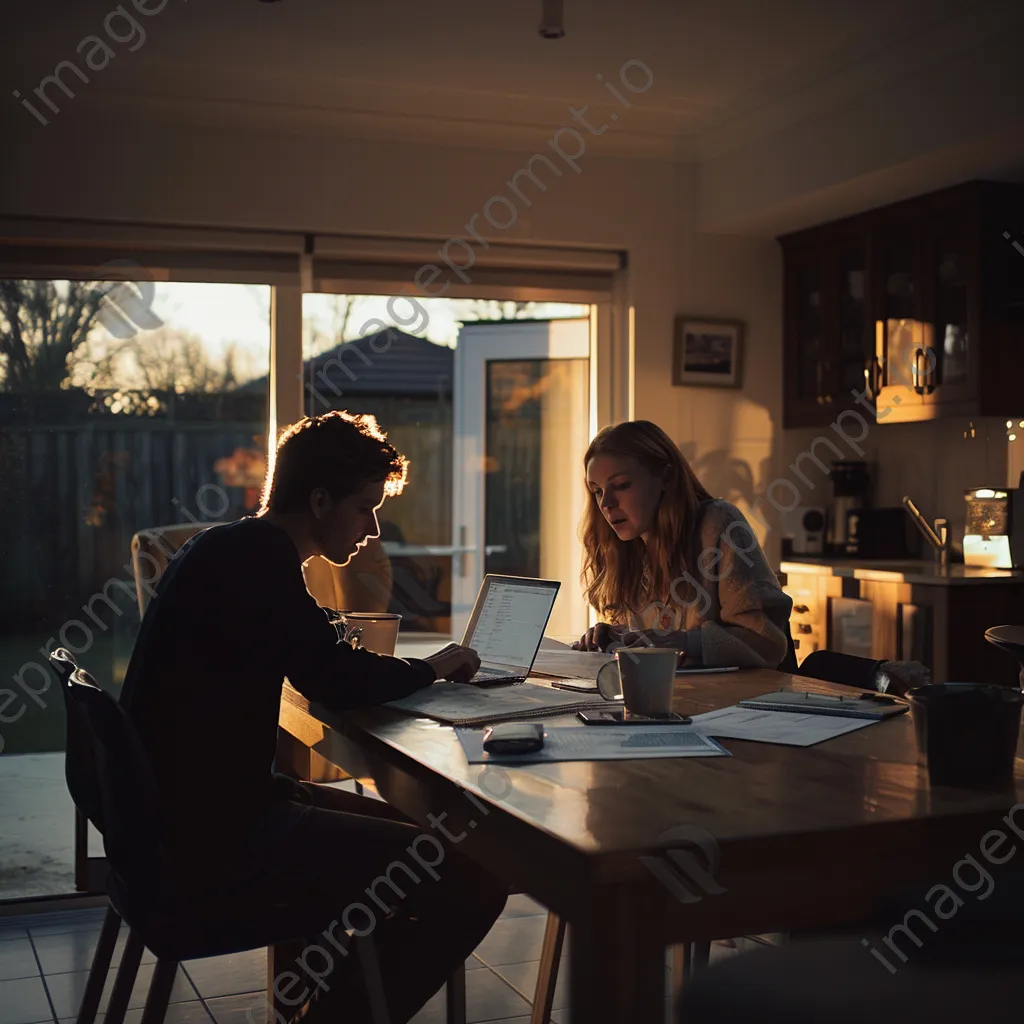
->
540;0;564;39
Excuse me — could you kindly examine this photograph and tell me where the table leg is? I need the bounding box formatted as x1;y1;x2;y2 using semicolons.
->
569;895;664;1023
268;940;303;1023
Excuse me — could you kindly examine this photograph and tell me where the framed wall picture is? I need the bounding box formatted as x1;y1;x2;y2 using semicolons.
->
673;317;744;388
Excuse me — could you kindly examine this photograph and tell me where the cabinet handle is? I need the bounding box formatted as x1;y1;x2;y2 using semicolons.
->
816;361;833;405
865;355;882;398
793;604;810;614
913;349;925;395
822;360;832;404
923;348;936;395
913;349;936;396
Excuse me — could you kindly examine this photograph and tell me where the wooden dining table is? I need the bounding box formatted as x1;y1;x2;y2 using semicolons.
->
276;667;1024;1023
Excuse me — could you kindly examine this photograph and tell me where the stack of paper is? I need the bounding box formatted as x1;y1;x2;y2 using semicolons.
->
690;706;876;747
532;637;612;680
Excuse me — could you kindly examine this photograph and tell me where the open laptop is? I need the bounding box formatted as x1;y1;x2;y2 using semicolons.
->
460;575;561;686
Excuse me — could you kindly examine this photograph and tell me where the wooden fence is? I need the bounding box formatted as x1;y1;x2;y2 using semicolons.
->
0;395;454;633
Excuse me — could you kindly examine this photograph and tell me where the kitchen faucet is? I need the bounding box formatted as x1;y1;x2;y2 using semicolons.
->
902;496;951;569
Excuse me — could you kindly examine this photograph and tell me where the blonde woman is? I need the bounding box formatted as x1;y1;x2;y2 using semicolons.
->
574;420;792;668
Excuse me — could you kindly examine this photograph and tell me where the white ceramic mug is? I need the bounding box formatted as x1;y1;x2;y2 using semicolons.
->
331;611;402;656
596;648;679;717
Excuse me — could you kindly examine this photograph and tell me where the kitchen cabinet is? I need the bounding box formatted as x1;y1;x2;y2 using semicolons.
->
780;180;1024;428
782;232;870;428
782;559;1024;686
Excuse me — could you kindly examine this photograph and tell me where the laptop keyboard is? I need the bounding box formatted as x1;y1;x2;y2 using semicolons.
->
473;668;524;683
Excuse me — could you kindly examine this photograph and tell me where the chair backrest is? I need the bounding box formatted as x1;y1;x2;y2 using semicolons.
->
130;522;226;615
64;667;166;891
798;650;885;690
302;536;393;612
48;648;108;831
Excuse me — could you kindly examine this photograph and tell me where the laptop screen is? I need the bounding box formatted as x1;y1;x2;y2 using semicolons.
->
462;576;560;675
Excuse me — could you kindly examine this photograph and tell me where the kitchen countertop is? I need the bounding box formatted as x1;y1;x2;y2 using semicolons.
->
780;557;1024;587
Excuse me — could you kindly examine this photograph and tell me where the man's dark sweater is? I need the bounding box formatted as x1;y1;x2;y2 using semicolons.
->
120;517;434;857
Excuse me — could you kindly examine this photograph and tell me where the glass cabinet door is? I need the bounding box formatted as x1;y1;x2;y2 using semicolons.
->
789;247;831;411
836;240;869;399
923;219;977;407
873;224;929;417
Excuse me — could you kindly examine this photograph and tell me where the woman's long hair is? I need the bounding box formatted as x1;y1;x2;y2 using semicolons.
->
581;420;713;621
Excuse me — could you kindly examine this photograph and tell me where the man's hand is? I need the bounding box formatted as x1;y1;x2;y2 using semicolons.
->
425;643;481;684
572;623;626;651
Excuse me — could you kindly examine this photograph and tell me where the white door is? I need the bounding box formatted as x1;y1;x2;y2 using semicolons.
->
452;319;591;641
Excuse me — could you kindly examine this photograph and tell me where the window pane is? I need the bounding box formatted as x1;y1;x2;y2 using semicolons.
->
0;279;270;901
485;358;590;582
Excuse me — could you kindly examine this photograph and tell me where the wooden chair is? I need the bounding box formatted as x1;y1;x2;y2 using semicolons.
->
129;523;393;617
302;536;393;614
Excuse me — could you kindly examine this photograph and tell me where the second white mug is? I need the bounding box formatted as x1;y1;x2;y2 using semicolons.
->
596;648;679;717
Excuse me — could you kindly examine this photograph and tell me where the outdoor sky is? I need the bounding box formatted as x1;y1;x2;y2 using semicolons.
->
142;282;588;382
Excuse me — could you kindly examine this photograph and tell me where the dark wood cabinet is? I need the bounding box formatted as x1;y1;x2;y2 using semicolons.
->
780;180;1024;428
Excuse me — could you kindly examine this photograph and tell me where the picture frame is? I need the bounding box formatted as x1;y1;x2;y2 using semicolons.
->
672;316;744;388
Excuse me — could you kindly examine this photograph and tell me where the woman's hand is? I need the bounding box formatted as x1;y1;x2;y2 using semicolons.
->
425;644;481;684
572;623;625;652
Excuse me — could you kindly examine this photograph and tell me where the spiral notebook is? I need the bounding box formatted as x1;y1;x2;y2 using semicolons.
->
385;680;610;726
737;690;908;721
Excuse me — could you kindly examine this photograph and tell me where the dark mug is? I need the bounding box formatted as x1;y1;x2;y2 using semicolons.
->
907;683;1023;789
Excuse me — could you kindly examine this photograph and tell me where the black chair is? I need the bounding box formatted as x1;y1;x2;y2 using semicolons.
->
778;621;799;673
49;648;100;892
798;650;888;691
53;654;464;1024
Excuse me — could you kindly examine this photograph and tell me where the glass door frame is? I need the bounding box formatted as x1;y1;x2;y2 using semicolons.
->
450;318;592;640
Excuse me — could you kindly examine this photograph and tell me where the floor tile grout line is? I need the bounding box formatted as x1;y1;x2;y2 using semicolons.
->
194;992;220;1024
171;961;206;1009
26;930;59;1023
481;964;536;1010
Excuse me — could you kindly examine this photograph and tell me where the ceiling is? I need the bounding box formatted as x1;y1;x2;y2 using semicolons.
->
3;0;996;158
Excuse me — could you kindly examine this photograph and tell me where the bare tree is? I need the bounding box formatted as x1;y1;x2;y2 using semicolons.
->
305;294;364;358
76;327;249;393
0;280;105;391
456;299;539;322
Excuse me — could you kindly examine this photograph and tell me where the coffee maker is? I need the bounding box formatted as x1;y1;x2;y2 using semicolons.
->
828;461;871;556
963;474;1024;568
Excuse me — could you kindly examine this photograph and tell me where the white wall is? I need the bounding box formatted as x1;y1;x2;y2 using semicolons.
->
658;171;785;558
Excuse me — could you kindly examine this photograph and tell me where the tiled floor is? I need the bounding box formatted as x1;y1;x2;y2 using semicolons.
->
0;896;753;1024
0;756;743;1024
0;894;576;1024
